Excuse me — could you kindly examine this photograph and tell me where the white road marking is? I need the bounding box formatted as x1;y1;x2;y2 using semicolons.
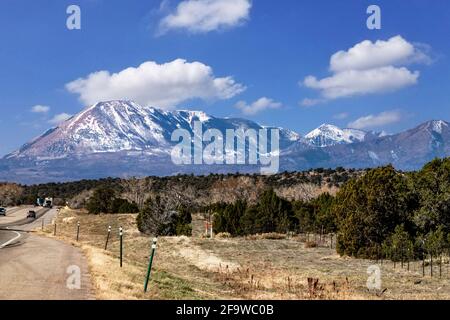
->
0;231;21;248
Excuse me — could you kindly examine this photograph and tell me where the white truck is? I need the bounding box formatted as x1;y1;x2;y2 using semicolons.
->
44;197;53;208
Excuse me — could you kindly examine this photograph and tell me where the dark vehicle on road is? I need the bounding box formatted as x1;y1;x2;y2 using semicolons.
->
27;210;37;219
0;207;6;216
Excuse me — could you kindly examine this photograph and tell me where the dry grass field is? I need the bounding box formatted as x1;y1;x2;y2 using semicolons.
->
37;208;450;300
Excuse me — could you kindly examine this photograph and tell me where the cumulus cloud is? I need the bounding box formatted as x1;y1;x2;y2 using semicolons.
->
48;113;73;125
330;35;430;72
302;36;429;103
159;0;252;34
304;67;419;99
31;105;50;113
66;59;246;109
347;110;402;130
235;97;282;115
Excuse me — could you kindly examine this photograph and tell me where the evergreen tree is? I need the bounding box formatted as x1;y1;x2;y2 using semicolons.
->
253;189;295;234
334;165;414;258
311;192;336;233
240;205;259;235
86;187;116;214
176;205;193;236
413;158;450;235
293;200;315;232
390;225;413;263
110;198;139;213
425;226;446;259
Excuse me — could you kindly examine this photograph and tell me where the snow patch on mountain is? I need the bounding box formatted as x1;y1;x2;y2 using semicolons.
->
429;120;448;134
305;124;367;147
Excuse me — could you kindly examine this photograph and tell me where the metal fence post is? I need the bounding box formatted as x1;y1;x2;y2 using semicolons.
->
144;238;158;293
119;227;123;268
104;226;111;250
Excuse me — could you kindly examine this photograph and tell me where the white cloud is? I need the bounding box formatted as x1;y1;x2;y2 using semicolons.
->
347;110;402;130
235;97;282;115
304;67;419;99
49;113;72;125
31;105;50;113
159;0;251;34
66;59;246;109
330;35;428;72
302;36;429;103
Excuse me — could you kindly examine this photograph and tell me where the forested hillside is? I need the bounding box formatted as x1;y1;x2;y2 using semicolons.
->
0;168;361;207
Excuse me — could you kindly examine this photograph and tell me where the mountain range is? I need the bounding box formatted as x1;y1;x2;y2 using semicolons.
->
0;100;448;184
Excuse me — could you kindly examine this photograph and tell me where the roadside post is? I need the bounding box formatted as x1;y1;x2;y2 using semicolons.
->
430;254;433;277
104;226;111;250
407;248;410;271
210;219;213;239
380;247;383;266
41;218;44;231
54;223;57;236
119;227;123;268
76;222;80;242
320;225;324;244
144;237;158;293
421;239;425;277
393;244;397;269
422;255;425;276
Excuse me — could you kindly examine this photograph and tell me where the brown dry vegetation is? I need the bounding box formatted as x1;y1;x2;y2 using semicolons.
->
67;173;347;210
0;183;23;206
37;208;450;300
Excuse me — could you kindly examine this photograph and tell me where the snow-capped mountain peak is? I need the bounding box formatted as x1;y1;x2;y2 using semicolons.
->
6;100;302;160
305;124;367;147
427;120;449;134
174;110;212;123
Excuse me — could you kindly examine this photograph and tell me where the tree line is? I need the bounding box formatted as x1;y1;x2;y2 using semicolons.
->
1;168;361;207
208;158;450;262
206;189;335;236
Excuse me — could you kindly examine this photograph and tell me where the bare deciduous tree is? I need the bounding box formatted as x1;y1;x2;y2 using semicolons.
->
121;177;153;209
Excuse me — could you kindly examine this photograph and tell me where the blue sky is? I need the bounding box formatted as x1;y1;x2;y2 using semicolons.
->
0;0;449;155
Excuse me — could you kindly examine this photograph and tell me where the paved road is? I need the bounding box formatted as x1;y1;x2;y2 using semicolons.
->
0;208;93;300
0;206;33;225
0;229;21;248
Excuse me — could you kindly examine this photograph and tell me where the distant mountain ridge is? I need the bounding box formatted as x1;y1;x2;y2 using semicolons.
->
6;100;301;161
304;124;384;147
0;100;449;183
282;119;450;172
